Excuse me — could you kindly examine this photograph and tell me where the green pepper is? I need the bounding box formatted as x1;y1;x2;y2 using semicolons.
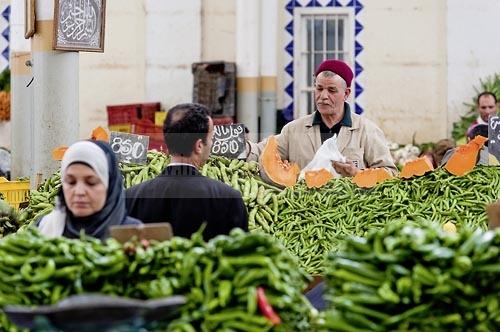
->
20;258;56;283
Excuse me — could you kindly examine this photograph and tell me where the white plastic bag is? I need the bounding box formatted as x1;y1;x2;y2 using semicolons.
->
299;135;346;180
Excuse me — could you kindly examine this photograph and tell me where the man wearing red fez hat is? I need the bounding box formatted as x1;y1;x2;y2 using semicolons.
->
247;59;397;181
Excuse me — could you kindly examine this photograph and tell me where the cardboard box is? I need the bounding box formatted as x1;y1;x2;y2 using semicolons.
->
110;223;173;243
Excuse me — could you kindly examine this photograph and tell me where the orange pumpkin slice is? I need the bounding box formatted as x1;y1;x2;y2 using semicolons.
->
262;136;300;187
445;135;488;176
352;168;392;188
305;168;333;188
400;157;434;179
91;126;109;142
52;146;68;161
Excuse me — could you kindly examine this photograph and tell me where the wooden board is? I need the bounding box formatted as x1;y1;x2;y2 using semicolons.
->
110;223;173;244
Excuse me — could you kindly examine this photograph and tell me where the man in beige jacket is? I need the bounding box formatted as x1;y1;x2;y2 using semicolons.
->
247;59;397;178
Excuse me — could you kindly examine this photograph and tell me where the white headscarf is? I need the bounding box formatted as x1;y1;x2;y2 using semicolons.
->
61;141;109;188
39;141;115;238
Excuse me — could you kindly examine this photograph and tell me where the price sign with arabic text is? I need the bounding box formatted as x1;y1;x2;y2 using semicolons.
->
110;132;149;165
211;124;246;159
53;0;106;52
489;116;500;165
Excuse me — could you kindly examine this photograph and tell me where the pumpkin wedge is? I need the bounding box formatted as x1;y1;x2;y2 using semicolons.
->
445;135;488;176
352;168;392;188
91;126;109;142
400;157;434;179
261;136;300;187
52;146;68;161
305;168;333;188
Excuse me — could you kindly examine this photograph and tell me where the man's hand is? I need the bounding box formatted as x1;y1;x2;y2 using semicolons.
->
332;160;359;177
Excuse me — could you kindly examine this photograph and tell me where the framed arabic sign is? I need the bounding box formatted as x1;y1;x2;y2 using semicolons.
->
53;0;106;52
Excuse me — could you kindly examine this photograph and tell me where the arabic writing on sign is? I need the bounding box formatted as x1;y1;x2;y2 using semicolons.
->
211;124;245;157
489;116;500;160
58;0;100;46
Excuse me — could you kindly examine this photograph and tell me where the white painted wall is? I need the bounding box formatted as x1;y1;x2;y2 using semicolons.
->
201;0;235;62
73;0;500;144
145;0;201;111
79;0;146;138
362;0;448;144
447;0;500;132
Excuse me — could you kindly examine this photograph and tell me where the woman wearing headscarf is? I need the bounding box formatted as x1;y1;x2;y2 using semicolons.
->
38;140;141;240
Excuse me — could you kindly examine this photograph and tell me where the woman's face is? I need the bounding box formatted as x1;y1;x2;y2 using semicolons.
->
62;163;107;217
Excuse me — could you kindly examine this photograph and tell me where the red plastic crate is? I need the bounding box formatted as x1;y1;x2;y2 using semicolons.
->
132;120;166;151
149;139;167;152
107;103;160;125
212;116;234;126
141;102;161;122
107;104;138;125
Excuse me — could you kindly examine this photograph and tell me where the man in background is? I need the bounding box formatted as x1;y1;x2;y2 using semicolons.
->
466;92;498;137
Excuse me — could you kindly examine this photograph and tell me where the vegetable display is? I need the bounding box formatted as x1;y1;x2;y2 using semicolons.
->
0;228;314;331
319;222;500;331
130;228;313;331
266;166;500;274
10;145;500;277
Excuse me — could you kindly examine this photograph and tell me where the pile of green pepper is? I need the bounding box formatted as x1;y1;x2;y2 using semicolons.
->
123;228;314;331
318;221;500;331
0;199;20;238
267;166;500;275
14;155;500;279
0;227;126;307
201;156;282;232
0;228;314;331
17;170;61;227
0;227;127;331
121;151;170;189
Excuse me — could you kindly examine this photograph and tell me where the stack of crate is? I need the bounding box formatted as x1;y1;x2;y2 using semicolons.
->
192;61;236;124
107;102;166;151
106;102;160;133
131;119;166;152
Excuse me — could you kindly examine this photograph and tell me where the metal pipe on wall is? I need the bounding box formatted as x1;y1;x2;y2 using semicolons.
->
31;0;79;184
236;0;259;142
259;0;278;140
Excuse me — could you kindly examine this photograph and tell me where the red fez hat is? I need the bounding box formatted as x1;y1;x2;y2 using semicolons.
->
315;59;354;87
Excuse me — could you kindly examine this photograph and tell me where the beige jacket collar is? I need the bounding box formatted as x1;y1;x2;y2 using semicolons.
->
304;105;360;152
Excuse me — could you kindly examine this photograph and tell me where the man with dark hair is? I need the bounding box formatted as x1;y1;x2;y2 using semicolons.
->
126;103;248;240
466;91;498;137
